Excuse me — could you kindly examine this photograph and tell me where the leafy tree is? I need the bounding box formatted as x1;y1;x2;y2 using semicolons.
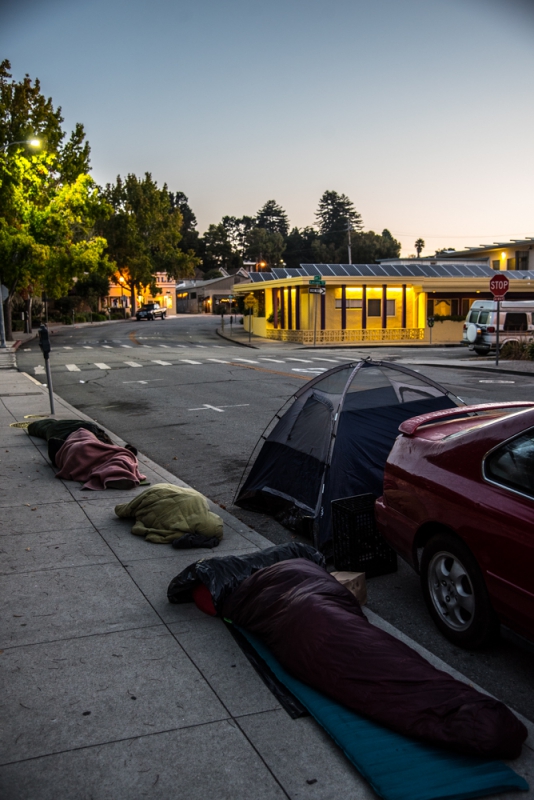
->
350;229;401;263
284;226;321;268
99;173;197;312
244;227;285;268
0;59;108;338
169;191;200;254
435;246;456;255
204;269;223;280
201;223;235;272
221;215;254;257
315;190;363;249
255;200;289;237
415;238;425;257
73;271;110;311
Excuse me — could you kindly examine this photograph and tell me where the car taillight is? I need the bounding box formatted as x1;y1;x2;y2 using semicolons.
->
463;324;467;330
487;326;495;333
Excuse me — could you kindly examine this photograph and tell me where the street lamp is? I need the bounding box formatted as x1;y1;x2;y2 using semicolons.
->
119;276;126;318
0;138;40;154
0;139;41;347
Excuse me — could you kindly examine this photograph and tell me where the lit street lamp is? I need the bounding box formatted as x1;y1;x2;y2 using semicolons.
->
0;139;41;347
119;276;126;318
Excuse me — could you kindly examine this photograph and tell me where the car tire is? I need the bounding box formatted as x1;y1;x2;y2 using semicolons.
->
474;348;490;356
420;534;497;648
162;312;166;319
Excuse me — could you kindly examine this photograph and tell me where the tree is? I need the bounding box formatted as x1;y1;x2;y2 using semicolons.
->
315;190;363;249
99;173;197;312
415;238;425;257
169;191;200;254
0;59;108;339
255;200;289;237
221;215;254;257
201;223;235;272
284;226;321;268
244;227;285;268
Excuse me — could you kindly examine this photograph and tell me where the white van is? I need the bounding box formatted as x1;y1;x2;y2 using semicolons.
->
462;299;534;355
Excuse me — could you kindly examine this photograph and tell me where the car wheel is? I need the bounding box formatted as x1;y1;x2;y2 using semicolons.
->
474;348;490;356
420;534;496;648
162;312;166;319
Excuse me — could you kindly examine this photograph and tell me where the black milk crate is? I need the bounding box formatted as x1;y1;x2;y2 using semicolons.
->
331;494;397;578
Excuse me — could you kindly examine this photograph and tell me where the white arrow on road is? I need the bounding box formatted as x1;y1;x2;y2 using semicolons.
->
188;403;250;413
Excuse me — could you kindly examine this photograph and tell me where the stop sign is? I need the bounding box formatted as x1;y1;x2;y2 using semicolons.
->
489;274;509;301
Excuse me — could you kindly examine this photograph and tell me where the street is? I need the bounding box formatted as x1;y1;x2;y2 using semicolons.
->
16;314;534;724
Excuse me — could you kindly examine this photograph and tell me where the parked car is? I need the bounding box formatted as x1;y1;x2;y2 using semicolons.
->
461;299;534;355
375;402;534;648
136;303;166;321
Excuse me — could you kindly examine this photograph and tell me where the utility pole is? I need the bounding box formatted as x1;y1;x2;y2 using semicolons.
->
347;219;352;265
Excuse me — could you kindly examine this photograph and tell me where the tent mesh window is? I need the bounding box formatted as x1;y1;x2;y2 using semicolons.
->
331;494;397;578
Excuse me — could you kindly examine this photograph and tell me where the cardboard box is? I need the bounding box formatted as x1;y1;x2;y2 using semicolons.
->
331;571;367;606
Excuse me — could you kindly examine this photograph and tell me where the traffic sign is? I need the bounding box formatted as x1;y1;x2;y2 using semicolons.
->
309;278;326;287
489;274;509;301
309;286;326;295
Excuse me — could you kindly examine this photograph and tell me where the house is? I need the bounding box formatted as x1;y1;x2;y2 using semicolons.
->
435;238;534;272
176;271;250;314
233;261;534;345
107;272;176;315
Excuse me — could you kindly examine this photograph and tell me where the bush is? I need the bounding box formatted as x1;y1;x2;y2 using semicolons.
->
91;313;107;322
500;341;529;360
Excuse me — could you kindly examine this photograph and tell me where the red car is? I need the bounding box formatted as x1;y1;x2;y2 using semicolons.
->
375;402;534;648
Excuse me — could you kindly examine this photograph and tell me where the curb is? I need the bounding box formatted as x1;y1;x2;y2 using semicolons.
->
400;360;534;378
216;327;259;348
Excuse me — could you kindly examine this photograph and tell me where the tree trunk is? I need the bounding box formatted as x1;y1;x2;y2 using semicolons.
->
4;297;13;341
131;285;137;314
24;297;32;334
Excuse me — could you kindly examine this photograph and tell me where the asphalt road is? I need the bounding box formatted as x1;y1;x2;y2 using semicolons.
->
16;314;534;723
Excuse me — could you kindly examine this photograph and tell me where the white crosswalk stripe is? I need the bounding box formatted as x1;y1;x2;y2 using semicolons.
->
124;361;143;367
94;363;110;370
259;358;285;363
180;359;201;365
286;358;312;363
102;345;113;349
65;364;80;372
120;344;132;348
63;346;73;350
233;358;259;364
152;360;172;366
311;358;339;362
83;346;93;349
207;358;230;363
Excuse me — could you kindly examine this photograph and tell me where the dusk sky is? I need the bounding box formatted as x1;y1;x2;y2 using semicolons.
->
2;0;533;257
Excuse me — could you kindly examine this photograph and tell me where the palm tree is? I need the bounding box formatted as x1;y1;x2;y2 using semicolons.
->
415;238;425;257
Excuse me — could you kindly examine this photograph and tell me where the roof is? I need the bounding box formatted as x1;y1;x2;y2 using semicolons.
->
246;263;534;283
432;238;534;258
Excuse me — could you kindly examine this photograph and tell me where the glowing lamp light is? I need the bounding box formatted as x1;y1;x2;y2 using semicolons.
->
501;252;506;259
29;139;40;147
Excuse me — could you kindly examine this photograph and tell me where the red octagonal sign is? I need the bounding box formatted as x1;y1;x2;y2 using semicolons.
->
489;274;509;301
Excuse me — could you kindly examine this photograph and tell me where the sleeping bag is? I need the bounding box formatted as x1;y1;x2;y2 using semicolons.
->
219;558;527;760
55;428;146;490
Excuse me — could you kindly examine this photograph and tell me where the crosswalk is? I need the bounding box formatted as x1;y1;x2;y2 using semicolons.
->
31;352;349;377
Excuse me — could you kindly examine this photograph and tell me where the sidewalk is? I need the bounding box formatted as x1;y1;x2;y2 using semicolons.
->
0;368;533;799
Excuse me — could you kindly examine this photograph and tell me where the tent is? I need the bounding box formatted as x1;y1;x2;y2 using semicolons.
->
235;359;461;549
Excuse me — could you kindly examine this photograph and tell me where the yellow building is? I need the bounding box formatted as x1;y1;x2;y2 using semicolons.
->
107;272;176;315
234;262;534;345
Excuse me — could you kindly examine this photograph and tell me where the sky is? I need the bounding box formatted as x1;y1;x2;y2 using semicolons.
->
2;0;534;257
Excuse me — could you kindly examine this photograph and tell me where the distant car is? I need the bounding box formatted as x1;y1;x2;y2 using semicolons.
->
136;303;166;321
461;299;534;355
375;402;534;648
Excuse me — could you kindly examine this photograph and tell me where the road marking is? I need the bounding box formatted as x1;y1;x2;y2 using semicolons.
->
286;358;312;363
83;346;93;349
180;359;201;365
311;358;339;362
34;365;45;374
195;345;206;348
175;344;186;348
66;364;81;372
233;358;259;364
207;358;230;363
159;345;170;348
124;361;143;368
23;348;31;351
188;403;250;412
94;363;110;370
102;345;113;349
479;379;515;384
151;360;172;366
123;379;164;384
121;344;132;348
63;346;73;350
292;368;327;373
259;358;285;363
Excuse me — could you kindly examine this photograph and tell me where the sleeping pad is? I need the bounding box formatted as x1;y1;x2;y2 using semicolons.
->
219;558;527;760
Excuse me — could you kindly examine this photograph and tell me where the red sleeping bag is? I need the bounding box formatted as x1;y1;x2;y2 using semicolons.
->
221;558;527;760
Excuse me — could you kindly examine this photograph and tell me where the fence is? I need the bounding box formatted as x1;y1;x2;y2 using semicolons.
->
264;328;425;344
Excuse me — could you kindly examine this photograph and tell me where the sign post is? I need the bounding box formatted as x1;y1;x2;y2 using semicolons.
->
489;274;509;367
38;324;55;414
309;276;326;347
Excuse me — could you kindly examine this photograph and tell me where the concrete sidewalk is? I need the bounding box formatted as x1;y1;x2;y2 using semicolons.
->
0;368;532;799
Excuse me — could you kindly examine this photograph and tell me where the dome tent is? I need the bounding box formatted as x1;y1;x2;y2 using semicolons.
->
235;359;461;549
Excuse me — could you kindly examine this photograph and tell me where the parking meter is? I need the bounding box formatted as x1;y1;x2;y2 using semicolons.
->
38;324;55;413
38;324;51;359
427;316;435;328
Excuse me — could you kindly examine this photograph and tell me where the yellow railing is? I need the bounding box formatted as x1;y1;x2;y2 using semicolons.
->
264;328;425;344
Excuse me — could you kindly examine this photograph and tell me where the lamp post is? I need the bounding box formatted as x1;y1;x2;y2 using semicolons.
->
119;276;126;318
0;139;41;347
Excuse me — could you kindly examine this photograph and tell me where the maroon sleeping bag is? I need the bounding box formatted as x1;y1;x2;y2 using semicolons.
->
222;558;527;759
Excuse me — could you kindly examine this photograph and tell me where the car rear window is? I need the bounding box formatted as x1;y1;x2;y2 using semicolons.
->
485;429;534;497
467;310;480;323
478;311;490;324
